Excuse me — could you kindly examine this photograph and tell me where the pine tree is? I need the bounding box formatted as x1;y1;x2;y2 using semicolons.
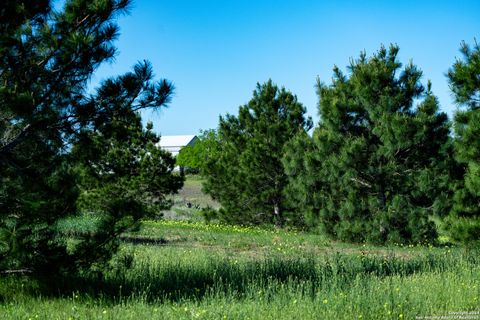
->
0;1;179;274
69;62;183;271
203;80;312;227
284;45;450;244
446;40;480;245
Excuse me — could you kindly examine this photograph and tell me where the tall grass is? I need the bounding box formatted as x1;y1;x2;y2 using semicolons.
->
1;220;479;319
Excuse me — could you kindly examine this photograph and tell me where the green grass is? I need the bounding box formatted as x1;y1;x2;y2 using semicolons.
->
162;175;220;221
3;175;477;319
1;220;479;319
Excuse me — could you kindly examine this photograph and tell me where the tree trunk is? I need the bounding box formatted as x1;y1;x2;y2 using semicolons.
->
273;202;283;228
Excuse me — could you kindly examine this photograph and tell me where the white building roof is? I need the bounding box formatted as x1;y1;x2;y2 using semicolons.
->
156;135;198;157
157;135;197;148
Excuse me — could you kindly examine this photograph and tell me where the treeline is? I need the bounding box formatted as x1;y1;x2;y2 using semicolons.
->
180;44;480;246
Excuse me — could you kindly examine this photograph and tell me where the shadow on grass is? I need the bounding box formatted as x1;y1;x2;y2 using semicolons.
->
4;249;474;303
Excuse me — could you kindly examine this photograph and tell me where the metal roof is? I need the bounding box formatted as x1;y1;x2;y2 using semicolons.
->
157;135;197;148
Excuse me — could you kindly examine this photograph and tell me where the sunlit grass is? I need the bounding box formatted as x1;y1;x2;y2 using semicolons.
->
1;219;479;320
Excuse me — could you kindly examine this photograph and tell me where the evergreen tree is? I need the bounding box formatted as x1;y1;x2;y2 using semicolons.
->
69;62;183;271
284;45;450;244
446;40;480;245
0;1;179;274
203;80;312;227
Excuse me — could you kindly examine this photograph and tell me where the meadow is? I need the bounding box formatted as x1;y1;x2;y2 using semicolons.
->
1;219;479;319
1;178;479;319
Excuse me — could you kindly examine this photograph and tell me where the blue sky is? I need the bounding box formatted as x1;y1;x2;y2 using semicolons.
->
91;0;480;136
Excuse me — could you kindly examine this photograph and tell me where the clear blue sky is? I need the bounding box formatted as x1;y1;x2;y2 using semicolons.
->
91;0;480;136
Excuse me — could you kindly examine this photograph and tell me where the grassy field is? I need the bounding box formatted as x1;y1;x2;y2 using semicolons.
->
1;219;479;319
162;175;220;221
1;177;479;319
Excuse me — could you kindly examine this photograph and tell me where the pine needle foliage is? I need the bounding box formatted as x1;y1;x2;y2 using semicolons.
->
284;45;450;244
203;80;312;227
446;40;480;246
0;0;181;275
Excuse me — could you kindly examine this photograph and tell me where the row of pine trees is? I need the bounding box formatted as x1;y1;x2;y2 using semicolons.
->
195;43;479;246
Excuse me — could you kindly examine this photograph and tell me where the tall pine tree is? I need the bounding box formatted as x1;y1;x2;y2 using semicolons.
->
203;80;312;227
0;1;180;274
446;40;480;245
284;45;450;244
